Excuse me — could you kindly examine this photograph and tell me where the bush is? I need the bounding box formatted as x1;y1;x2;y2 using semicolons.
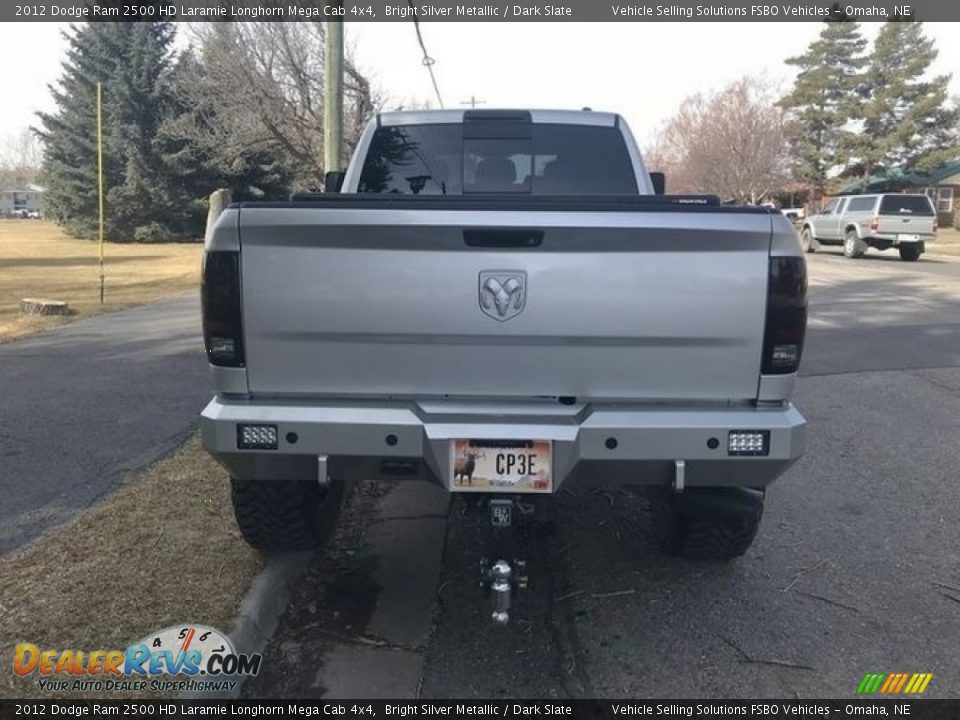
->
132;222;173;243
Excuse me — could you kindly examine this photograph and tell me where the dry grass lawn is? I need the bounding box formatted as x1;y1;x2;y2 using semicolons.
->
0;220;203;343
0;435;262;699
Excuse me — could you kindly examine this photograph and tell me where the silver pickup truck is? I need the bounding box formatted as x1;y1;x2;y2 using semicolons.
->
800;193;937;261
201;109;807;620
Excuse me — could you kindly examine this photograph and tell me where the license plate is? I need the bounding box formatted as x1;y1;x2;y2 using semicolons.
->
898;234;920;241
450;439;552;493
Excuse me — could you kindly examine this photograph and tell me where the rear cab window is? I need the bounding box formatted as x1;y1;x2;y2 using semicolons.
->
879;195;936;216
846;197;876;212
357;121;638;195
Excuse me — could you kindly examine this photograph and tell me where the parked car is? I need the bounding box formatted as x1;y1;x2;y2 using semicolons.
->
800;193;937;261
199;109;808;622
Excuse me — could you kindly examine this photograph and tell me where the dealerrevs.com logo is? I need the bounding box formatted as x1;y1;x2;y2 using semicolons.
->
13;624;262;694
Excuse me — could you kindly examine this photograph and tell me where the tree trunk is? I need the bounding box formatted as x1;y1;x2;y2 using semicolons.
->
21;298;69;316
205;188;233;239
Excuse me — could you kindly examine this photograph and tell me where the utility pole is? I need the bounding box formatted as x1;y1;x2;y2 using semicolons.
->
461;95;486;108
324;14;344;173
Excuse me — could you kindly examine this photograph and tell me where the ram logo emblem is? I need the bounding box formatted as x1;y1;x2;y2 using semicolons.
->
479;271;527;322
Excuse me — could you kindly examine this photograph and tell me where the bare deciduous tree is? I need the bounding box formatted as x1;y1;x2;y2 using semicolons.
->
0;128;42;187
650;77;789;204
169;22;382;190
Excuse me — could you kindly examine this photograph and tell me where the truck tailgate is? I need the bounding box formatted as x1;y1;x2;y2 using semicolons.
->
238;205;773;402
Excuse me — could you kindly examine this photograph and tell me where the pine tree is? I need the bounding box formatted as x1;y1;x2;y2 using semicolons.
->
779;21;867;198
36;23;108;237
157;49;293;211
38;21;199;239
853;20;959;189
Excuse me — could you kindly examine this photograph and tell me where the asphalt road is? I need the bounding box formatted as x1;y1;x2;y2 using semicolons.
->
250;247;960;699
0;294;208;553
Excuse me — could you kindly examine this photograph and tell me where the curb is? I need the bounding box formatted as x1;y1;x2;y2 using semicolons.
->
183;550;313;700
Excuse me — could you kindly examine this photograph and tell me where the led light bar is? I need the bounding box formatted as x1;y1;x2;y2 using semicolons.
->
728;430;770;457
237;424;278;450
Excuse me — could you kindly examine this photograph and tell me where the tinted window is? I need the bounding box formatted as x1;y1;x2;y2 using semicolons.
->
847;197;876;212
357;123;638;195
880;195;935;216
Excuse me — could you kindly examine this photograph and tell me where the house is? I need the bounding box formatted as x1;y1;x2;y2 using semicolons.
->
0;183;45;217
835;160;960;228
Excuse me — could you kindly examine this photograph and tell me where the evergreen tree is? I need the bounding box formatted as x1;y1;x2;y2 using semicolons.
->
158;49;293;212
36;23;107;237
853;20;959;189
38;21;199;239
779;21;867;197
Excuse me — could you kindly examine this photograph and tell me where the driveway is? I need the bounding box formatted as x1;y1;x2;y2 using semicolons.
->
0;295;208;553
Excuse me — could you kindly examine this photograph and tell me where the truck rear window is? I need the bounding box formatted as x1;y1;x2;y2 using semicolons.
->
879;195;935;216
357;123;638;195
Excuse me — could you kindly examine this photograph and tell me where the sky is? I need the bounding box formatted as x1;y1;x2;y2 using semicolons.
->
1;21;958;147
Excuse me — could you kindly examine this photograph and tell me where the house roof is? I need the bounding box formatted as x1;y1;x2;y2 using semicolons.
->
837;160;960;194
0;184;44;194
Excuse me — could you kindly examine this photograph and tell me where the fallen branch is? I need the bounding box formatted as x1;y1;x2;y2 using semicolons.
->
150;526;166;549
720;634;814;671
590;589;635;599
554;589;586;602
939;592;960;606
718;634;751;660
783;558;830;592
797;591;860;613
736;658;816;672
934;581;960;594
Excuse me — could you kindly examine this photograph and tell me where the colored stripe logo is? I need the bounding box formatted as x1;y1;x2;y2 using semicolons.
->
857;673;933;694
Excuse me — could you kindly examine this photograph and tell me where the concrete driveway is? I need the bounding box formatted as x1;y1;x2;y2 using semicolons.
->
246;248;960;699
0;295;208;553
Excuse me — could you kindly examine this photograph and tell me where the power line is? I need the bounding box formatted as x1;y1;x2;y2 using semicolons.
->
407;0;444;109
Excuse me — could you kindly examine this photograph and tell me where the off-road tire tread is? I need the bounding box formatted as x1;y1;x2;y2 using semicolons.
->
651;489;764;561
231;478;343;552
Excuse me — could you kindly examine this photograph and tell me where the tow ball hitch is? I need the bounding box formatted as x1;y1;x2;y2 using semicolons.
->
481;498;528;625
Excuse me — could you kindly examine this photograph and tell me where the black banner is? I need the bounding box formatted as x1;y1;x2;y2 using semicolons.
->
1;700;960;720
4;0;960;23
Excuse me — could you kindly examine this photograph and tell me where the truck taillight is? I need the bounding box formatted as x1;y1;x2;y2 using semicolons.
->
201;250;245;367
762;256;807;375
869;216;879;233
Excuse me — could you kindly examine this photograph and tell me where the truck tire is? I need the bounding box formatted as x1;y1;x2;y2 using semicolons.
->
800;228;818;253
843;230;867;259
230;478;345;552
650;487;764;561
899;244;922;261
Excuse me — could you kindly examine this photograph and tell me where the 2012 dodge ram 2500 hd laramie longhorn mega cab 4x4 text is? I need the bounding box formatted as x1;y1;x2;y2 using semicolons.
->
201;110;807;623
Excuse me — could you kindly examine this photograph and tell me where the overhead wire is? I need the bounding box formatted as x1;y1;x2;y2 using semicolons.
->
407;0;444;109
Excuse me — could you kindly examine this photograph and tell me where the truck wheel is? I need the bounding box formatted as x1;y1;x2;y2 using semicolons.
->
800;228;818;253
843;231;867;259
230;478;345;552
899;244;922;262
650;487;764;561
